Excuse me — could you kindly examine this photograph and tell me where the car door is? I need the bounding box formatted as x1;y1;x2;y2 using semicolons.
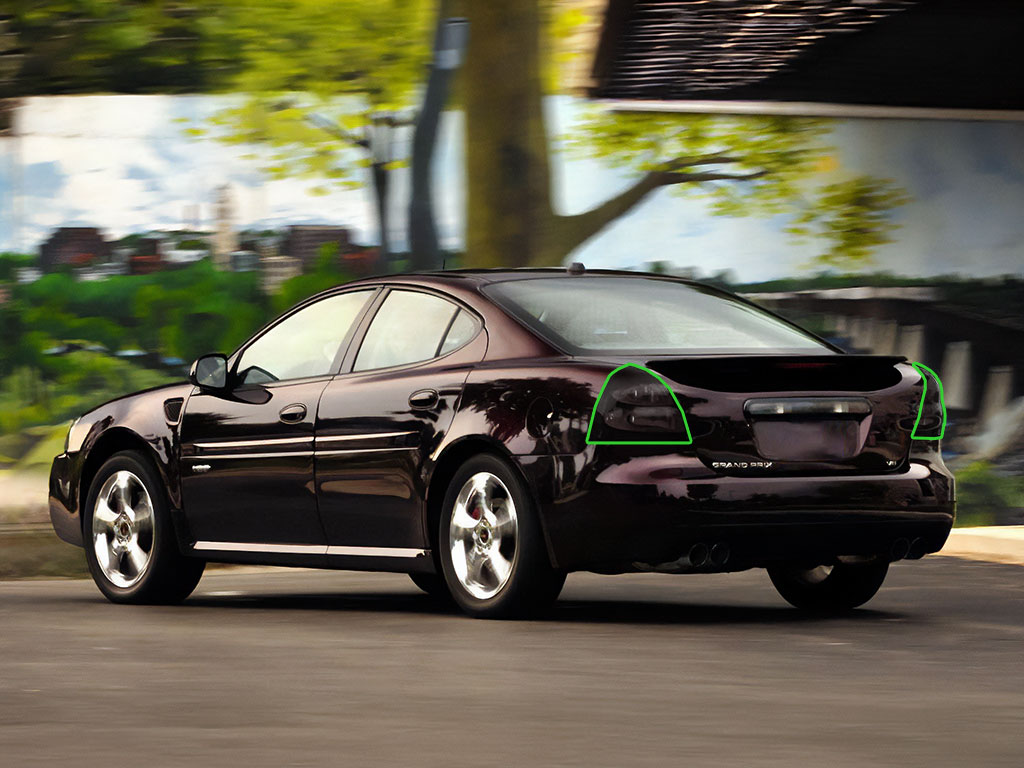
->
315;287;485;555
179;287;378;550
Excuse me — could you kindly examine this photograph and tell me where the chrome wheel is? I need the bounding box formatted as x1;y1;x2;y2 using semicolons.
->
92;470;155;589
448;471;518;600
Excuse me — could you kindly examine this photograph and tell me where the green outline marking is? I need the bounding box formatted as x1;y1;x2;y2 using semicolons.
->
909;361;947;440
586;363;693;445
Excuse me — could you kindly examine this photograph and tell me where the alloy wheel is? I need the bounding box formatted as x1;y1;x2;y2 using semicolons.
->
448;471;518;600
92;470;155;589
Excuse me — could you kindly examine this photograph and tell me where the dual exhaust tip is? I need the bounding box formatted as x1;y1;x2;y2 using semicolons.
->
891;537;928;562
687;542;730;569
634;541;731;573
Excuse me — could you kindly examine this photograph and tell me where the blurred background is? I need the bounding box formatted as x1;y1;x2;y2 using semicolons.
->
1;0;1022;576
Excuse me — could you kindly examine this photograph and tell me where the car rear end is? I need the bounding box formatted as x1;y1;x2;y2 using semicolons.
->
482;273;954;574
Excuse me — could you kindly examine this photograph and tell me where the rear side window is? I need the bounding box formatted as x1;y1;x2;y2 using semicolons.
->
354;291;473;371
439;311;477;355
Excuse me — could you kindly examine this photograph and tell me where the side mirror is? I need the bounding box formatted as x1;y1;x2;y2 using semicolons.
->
189;353;229;390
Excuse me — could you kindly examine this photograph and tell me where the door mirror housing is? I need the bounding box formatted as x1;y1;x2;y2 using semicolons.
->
190;353;229;390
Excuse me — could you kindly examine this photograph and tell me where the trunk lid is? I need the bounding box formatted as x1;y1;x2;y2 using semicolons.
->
641;355;919;476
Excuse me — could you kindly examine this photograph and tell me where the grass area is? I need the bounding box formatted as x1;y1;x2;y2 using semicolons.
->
0;530;88;579
954;462;1024;528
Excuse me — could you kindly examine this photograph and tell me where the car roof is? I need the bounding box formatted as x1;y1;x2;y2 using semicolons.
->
341;267;707;290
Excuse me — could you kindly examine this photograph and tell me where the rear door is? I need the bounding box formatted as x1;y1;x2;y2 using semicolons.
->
315;288;485;556
179;288;377;549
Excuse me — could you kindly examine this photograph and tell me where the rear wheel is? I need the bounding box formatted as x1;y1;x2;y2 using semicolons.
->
84;451;205;604
439;454;564;619
768;560;889;612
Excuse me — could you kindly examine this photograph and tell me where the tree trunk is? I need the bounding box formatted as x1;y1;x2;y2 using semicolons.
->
462;0;552;268
408;0;460;271
371;159;390;271
461;0;765;269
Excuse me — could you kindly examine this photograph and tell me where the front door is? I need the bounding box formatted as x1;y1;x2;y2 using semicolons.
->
316;288;484;554
179;288;378;550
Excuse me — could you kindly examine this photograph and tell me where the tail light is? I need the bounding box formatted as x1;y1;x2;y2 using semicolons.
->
587;365;693;445
908;362;946;441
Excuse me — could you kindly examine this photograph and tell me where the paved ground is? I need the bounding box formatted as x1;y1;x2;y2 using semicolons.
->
1;558;1022;767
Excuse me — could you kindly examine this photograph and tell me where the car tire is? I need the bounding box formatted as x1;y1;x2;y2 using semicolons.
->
83;451;205;605
438;454;565;619
408;572;450;598
767;560;889;612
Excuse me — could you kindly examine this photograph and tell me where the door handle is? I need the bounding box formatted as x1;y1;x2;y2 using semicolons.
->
408;389;439;410
279;403;307;423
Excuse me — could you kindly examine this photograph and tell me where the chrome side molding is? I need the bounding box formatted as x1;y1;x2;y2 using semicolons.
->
193;541;428;559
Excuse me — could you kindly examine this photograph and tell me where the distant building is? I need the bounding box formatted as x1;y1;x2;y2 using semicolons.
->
260;254;303;295
212;185;238;270
39;227;111;272
75;263;128;281
15;267;42;284
129;254;163;275
231;250;260;272
282;225;351;270
163;249;207;265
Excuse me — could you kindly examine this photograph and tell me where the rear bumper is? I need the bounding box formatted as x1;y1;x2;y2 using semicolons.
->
526;454;955;572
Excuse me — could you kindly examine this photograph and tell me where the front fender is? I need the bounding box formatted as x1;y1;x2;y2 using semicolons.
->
48;382;193;550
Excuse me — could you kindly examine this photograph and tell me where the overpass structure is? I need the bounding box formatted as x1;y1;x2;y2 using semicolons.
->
750;287;1023;431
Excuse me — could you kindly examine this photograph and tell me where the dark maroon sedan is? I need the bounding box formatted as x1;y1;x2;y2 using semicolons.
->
49;269;954;617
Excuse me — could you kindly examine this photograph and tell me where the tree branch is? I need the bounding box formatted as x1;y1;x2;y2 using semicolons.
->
305;114;371;149
543;166;766;263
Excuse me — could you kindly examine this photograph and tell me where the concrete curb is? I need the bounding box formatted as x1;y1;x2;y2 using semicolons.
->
941;526;1024;566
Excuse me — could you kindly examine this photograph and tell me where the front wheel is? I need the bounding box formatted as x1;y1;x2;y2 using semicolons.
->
767;560;889;612
84;451;205;604
439;455;564;619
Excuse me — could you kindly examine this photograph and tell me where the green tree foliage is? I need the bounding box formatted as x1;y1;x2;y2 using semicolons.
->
0;252;35;281
462;0;911;272
195;0;433;259
2;1;240;96
0;354;171;436
1;260;268;376
785;177;912;268
272;242;352;314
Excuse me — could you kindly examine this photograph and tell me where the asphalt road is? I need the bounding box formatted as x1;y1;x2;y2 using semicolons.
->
2;557;1023;767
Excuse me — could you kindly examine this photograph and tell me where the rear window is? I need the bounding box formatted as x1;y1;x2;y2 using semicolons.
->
484;276;831;355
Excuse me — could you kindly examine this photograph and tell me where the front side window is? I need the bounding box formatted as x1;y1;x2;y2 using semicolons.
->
354;291;469;371
485;277;831;355
237;289;373;383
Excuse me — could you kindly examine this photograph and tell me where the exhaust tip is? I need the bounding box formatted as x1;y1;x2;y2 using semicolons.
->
906;538;928;560
890;538;910;562
688;543;709;568
710;542;731;568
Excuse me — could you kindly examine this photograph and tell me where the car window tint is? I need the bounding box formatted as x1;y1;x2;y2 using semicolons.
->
354;291;458;371
237;290;373;383
439;310;477;355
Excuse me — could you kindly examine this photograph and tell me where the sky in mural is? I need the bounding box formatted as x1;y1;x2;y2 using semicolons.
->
1;95;1023;281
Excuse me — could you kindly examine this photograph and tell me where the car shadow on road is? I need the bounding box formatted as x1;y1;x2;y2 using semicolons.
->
179;590;906;626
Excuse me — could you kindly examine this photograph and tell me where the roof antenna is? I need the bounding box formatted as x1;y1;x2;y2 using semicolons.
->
442;257;447;270
567;261;586;275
